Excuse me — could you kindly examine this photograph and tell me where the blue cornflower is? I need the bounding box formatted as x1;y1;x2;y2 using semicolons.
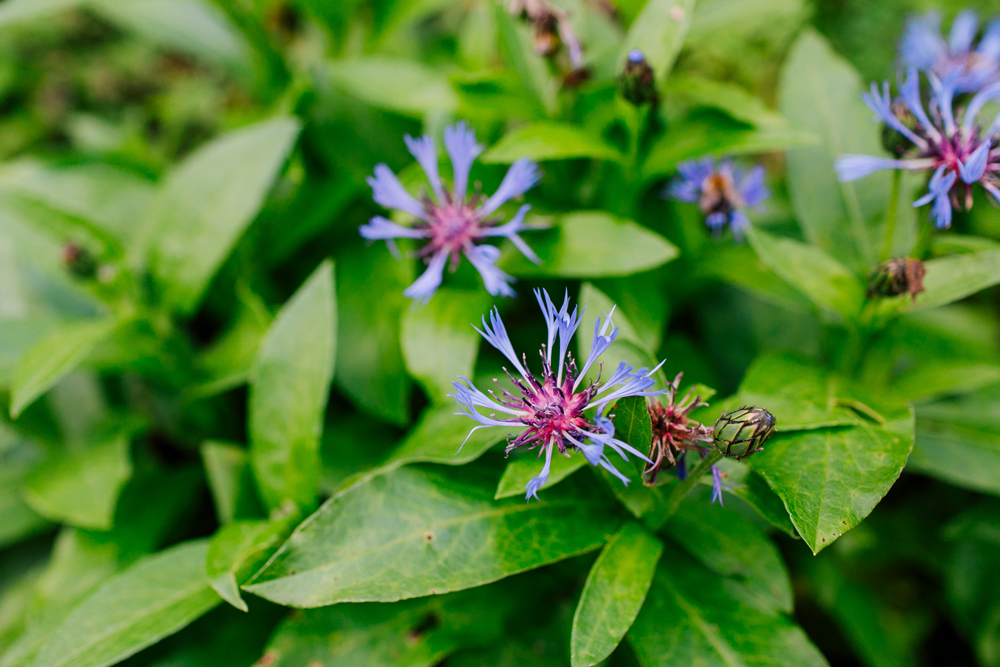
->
900;10;1000;92
836;67;1000;229
450;289;666;501
360;122;543;300
666;157;770;241
710;465;728;505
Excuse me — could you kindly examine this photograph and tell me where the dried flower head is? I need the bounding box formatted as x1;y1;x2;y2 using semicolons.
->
643;372;713;486
867;258;927;301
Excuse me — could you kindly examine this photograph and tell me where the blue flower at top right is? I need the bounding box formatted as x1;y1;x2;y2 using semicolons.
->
665;157;770;241
900;9;1000;93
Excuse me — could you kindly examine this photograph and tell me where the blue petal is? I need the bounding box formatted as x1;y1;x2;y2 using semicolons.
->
628;49;645;63
525;444;554;502
959;140;991;184
474;306;529;379
477;158;541;218
666;176;701;203
729;210;751;242
900;69;939;141
677;157;716;183
464;244;516;298
367;164;428;220
359;216;428;240
443;122;484;204
738;164;770;208
706;211;727;230
900;12;946;71
949;9;979;55
711;465;725;505
481;205;541;264
836;155;903;182
964;82;1000;134
404;134;444;202
403;251;448;301
575;309;619;383
979;20;1000;62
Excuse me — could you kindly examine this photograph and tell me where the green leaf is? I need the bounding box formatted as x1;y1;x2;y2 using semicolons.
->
244;466;620;607
571;522;663;667
665;501;793;613
0;160;154;250
750;410;914;554
618;0;694;82
9;318;118;419
494;451;587;500
327;58;457;116
400;288;491;404
909;388;1000;496
194;284;272;397
727;353;861;431
336;245;412;426
642;114;819;180
0;0;83;27
200;441;263;524
495;6;558;116
713;459;797;537
23;437;131;531
205;507;300;612
380;404;516;475
29;540;221;667
0;457;51;549
628;545;827;667
500;212;678;279
779;29;888;268
249;260;336;511
145;117;301;314
696;243;813;312
748;227;865;322
612;395;653;457
260;586;509;667
662;75;794;129
480;122;622;164
910;249;1000;312
88;0;253;77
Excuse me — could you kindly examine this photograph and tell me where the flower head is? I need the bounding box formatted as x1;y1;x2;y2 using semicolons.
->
643;372;713;486
360;122;543;300
867;257;927;301
837;68;1000;229
900;10;1000;92
450;289;666;501
712;406;775;460
666;157;770;241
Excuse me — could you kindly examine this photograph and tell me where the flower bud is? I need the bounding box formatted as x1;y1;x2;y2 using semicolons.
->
867;257;926;301
619;50;656;106
61;242;97;279
712;406;775;460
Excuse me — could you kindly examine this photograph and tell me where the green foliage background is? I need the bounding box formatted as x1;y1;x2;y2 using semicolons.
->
1;0;1000;666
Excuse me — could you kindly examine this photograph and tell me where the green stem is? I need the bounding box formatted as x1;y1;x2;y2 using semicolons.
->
880;169;901;260
912;217;935;259
664;450;723;518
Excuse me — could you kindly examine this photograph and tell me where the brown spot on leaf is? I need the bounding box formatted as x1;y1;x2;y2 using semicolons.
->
424;531;435;543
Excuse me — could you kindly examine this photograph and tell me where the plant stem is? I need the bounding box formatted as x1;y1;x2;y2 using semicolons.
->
664;450;722;518
881;169;901;260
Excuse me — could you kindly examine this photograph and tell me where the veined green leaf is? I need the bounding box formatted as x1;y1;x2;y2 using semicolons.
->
500;212;678;279
29;540;221;667
480;122;622;164
494;451;587;500
628;545;827;667
912;249;1000;312
145;117;301;314
571;522;662;667
205;506;300;612
244;466;620;607
23;436;131;531
400;288;491;404
327;58;457;116
249;260;336;511
618;0;694;82
10;318;118;419
748;227;865;322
